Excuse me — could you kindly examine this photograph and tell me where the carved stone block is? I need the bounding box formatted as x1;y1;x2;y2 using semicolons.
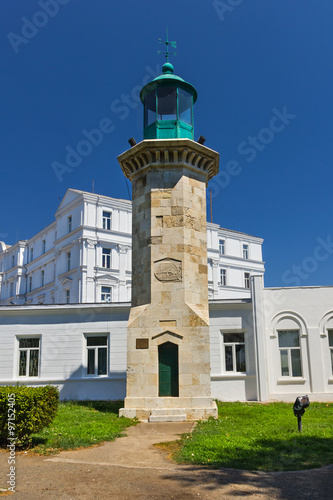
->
154;258;182;282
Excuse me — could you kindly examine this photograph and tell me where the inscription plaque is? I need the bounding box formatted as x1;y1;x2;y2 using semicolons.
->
136;338;149;349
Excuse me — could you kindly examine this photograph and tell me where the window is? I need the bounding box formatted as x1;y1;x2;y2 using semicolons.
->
278;330;302;377
101;286;112;303
86;336;108;376
18;338;40;377
42;239;46;254
328;330;333;374
28;276;32;293
244;272;251;289
243;244;249;259
67;252;71;272
10;282;13;297
68;216;72;233
219;268;226;286
102;248;111;268
223;333;246;372
219;239;225;256
66;290;70;304
102;211;111;230
41;270;44;287
12;255;15;268
30;247;34;262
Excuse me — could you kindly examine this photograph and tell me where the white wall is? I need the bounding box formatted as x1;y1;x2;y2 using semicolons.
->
0;304;128;400
263;286;333;401
209;302;257;401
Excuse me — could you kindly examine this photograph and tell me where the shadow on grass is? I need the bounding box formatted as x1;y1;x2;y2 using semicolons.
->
176;435;333;472
30;436;47;446
69;400;124;414
161;462;333;499
166;434;333;498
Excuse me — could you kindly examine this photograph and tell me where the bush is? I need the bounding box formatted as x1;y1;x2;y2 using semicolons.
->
0;385;59;447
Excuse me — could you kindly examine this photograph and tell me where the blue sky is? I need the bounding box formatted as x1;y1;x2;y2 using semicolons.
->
1;0;332;287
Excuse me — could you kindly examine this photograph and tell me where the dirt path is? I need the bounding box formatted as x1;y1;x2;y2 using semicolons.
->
1;422;332;499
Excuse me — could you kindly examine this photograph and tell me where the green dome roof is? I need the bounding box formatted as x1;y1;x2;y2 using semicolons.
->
140;63;197;103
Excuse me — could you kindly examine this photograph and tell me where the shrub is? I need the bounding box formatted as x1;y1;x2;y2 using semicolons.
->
0;385;59;447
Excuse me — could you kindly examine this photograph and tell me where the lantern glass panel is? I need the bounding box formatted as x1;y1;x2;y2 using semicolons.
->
178;89;192;125
144;90;156;127
157;86;177;120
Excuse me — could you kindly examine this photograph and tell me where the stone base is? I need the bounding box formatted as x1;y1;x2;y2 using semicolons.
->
119;397;218;422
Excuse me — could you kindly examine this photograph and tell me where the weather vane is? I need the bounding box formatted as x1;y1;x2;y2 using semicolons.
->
158;28;177;63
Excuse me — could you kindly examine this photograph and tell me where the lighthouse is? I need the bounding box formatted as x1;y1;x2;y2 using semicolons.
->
118;40;219;421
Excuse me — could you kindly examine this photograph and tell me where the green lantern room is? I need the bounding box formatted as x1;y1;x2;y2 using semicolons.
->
140;61;197;140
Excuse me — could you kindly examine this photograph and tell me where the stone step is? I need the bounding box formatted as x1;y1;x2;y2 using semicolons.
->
150;408;186;416
148;414;187;422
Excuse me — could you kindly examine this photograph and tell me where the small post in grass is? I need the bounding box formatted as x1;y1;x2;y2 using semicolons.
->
293;395;310;432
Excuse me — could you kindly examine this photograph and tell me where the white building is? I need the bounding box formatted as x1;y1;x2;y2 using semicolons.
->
0;189;264;306
0;281;332;403
207;224;264;300
0;189;132;306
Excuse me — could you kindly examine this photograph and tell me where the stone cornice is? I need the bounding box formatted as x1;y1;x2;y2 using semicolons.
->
54;226;83;246
0;302;131;316
208;254;266;267
207;223;264;244
117;139;219;182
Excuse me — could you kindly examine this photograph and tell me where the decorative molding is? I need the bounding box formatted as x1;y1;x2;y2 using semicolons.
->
269;311;308;338
117;139;219;181
152;330;183;342
85;238;97;249
211;374;249;380
319;311;333;336
277;377;306;385
95;274;119;284
118;244;131;254
61;277;73;286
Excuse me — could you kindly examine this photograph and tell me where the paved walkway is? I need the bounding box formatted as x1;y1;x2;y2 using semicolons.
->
1;422;333;499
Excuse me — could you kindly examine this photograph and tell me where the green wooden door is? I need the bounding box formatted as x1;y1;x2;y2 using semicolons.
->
158;342;179;397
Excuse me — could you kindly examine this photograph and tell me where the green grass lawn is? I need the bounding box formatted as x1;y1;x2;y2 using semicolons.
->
174;402;333;471
30;400;136;454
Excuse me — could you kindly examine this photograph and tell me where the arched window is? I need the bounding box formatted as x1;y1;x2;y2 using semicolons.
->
270;313;307;379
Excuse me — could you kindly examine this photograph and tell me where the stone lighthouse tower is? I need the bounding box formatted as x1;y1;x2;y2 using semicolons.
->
118;49;219;421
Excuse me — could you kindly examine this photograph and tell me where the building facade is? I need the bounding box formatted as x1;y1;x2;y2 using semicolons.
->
0;189;132;306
